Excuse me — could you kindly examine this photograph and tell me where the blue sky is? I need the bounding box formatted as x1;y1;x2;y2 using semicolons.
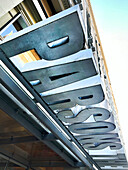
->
90;0;128;156
1;24;17;37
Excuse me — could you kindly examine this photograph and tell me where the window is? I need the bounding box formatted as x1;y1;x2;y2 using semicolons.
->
0;13;28;40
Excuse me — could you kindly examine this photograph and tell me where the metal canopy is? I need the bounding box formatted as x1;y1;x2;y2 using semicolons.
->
0;52;100;169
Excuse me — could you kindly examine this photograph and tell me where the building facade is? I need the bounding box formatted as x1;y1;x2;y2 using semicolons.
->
0;0;127;169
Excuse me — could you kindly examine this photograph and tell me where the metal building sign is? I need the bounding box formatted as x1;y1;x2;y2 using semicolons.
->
0;5;127;170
